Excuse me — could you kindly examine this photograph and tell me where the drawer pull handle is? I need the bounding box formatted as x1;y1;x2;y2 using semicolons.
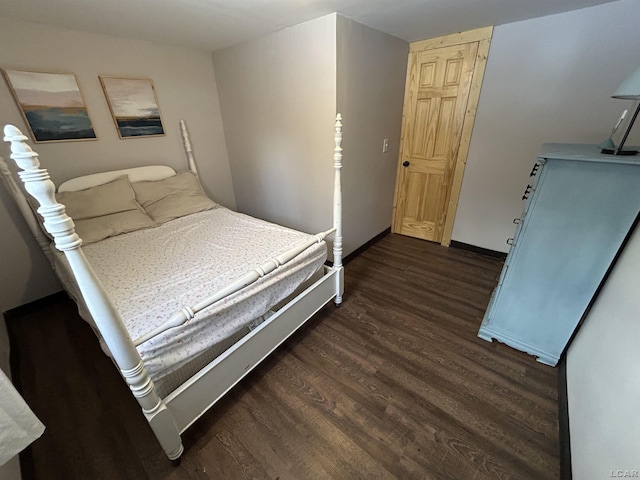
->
506;238;514;246
522;185;532;200
513;218;521;224
402;161;410;167
530;164;540;177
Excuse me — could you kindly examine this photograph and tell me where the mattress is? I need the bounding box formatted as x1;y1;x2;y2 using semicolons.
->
53;207;326;396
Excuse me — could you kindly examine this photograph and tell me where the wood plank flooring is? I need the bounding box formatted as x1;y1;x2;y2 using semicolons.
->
8;234;559;480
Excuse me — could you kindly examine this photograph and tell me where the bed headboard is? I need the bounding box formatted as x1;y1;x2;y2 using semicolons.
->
1;119;198;264
56;119;195;192
57;119;197;192
58;166;176;192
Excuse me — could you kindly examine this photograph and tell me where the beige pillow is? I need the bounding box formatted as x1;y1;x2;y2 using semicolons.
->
132;171;217;224
56;176;156;243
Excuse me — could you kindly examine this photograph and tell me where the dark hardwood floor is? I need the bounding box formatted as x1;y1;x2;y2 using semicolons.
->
8;233;559;480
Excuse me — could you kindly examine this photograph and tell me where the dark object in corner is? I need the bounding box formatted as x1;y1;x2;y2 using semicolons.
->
450;240;507;260
601;148;638;156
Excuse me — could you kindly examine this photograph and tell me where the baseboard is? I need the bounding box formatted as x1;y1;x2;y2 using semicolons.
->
450;240;507;260
557;357;572;480
345;228;391;265
3;291;68;319
326;228;391;267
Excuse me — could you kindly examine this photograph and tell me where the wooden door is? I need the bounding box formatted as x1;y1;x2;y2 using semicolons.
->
392;28;492;245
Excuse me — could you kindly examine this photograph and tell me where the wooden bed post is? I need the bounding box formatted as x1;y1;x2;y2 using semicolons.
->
179;120;198;176
3;125;184;461
333;114;344;305
0;155;54;264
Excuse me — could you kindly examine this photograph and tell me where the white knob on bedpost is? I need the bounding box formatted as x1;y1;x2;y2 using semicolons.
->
0;153;54;262
4;125;38;169
3;125;82;251
333;114;344;305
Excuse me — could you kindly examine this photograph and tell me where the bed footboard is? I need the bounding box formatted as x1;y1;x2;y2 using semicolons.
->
165;265;340;433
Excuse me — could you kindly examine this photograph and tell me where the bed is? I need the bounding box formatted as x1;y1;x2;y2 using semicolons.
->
0;115;344;462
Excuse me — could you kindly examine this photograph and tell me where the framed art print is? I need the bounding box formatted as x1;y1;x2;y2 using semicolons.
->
2;69;97;143
99;76;165;138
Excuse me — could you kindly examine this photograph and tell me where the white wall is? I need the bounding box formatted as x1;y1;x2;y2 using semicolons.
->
213;14;337;245
566;222;640;479
453;0;640;252
0;17;235;310
336;15;408;254
213;13;407;258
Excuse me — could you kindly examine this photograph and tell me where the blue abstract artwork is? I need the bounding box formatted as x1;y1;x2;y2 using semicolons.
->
100;77;165;138
3;70;96;142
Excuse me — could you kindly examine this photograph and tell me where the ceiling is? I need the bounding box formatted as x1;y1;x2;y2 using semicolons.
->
0;0;620;52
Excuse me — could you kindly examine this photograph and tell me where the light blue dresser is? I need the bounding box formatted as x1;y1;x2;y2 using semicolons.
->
478;144;640;366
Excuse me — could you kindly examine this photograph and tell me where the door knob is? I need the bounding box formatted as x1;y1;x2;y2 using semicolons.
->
402;161;410;167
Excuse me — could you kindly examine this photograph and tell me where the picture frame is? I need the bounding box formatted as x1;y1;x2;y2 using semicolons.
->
99;76;165;139
2;69;97;143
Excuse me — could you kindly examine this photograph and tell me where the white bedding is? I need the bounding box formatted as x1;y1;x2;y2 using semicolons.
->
54;207;326;395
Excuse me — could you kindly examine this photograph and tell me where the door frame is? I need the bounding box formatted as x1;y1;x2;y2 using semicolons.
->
392;26;493;246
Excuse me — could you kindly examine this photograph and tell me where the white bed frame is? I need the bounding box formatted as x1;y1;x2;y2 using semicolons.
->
1;115;344;462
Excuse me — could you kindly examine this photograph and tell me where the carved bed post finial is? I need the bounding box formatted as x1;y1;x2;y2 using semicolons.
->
0;154;54;263
333;114;344;305
2;124;183;460
3;125;82;251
